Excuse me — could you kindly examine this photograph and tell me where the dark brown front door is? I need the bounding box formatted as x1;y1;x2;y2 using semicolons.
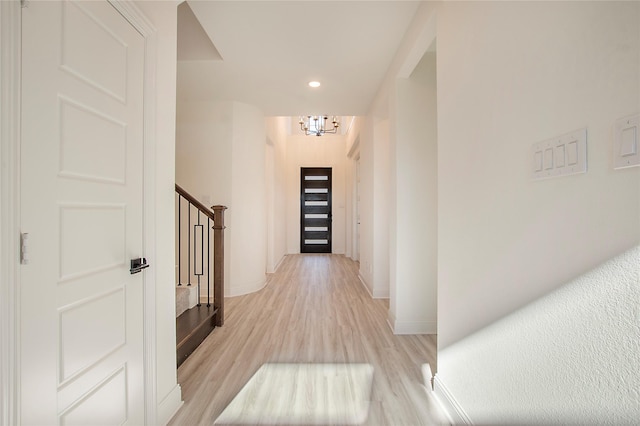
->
300;167;332;253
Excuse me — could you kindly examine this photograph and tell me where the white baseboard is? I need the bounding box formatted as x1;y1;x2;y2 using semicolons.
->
433;374;473;425
272;254;285;273
157;384;183;425
385;319;396;338
266;254;285;274
357;273;374;298
390;318;437;334
357;273;389;300
226;278;267;297
372;287;389;299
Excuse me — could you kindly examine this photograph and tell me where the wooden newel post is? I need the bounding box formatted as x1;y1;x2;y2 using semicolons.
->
211;205;227;327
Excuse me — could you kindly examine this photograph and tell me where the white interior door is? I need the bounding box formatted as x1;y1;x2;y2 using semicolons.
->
20;1;146;424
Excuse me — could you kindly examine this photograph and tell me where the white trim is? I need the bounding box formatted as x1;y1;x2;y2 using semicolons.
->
110;0;155;35
357;272;373;298
157;384;183;425
270;254;286;274
372;287;390;299
227;278;267;297
386;313;395;335
366;272;390;300
0;2;21;424
433;374;473;425
108;1;160;424
387;310;436;335
358;273;388;300
392;320;436;335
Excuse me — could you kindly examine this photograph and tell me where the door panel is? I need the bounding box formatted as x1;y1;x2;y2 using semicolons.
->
20;1;145;424
300;168;332;253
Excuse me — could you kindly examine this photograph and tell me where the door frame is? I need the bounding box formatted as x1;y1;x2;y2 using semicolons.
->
0;1;160;424
299;167;333;254
1;2;22;424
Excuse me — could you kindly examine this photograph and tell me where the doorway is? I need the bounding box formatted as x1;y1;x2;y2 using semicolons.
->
19;2;147;423
300;167;332;253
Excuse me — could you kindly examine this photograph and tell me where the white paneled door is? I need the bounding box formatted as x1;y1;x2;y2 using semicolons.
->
20;1;146;424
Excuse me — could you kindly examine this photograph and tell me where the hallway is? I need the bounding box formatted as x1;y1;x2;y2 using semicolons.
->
169;254;448;425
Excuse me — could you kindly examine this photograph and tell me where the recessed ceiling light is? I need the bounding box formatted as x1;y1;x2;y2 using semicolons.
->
308;81;321;88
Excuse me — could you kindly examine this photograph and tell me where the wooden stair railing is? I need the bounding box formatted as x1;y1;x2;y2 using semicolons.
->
211;204;226;327
175;184;227;366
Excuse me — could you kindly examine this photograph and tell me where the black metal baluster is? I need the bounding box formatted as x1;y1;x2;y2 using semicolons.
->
195;213;203;307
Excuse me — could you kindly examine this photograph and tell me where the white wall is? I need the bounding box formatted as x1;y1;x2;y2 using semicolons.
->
345;151;355;260
436;0;640;349
356;2;439;311
364;0;639;422
371;119;390;299
436;245;640;424
132;1;182;423
357;116;374;291
344;117;363;262
176;100;267;297
230;102;267;295
176;100;233;207
286;134;347;254
175;100;233;296
389;51;437;334
265;117;288;273
357;111;391;299
432;0;639;422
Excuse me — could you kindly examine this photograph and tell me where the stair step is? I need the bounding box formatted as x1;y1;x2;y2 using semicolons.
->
175;285;198;317
176;304;218;367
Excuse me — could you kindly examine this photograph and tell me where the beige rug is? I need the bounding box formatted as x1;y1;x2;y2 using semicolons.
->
214;363;374;425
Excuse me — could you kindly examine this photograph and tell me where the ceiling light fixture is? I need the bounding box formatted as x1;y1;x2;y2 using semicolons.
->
308;81;321;88
299;115;340;137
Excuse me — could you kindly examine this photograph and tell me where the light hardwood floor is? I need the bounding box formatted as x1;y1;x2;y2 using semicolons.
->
169;254;449;425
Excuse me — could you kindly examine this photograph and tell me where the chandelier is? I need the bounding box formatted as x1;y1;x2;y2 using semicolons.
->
299;115;340;136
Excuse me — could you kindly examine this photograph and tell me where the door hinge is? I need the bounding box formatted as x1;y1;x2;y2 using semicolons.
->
21;0;29;8
20;233;29;265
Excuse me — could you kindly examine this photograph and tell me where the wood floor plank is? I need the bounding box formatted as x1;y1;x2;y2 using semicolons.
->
168;254;450;426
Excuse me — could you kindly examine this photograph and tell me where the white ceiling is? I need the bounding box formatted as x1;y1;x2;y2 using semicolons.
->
178;1;421;116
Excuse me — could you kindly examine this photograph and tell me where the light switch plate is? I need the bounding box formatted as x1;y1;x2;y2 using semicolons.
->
613;114;640;169
532;128;587;180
